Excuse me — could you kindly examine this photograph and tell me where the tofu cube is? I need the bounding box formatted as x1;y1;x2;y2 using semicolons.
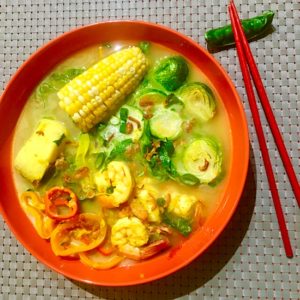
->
167;193;198;218
14;119;68;183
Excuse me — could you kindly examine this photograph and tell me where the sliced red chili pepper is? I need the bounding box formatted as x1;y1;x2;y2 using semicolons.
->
50;213;107;256
45;187;78;220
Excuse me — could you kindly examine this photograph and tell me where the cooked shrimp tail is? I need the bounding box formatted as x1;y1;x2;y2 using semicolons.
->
118;237;170;260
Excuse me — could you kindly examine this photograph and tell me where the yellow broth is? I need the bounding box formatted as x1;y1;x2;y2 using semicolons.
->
13;41;232;262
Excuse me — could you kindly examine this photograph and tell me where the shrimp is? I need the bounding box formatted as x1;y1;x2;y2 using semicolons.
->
111;217;149;247
94;161;133;208
111;216;170;260
117;237;170;261
130;178;161;223
167;192;199;218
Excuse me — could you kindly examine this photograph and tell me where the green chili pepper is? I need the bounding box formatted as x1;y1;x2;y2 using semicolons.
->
205;10;275;50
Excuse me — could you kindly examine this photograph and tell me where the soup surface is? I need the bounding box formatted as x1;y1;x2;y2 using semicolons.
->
13;41;231;268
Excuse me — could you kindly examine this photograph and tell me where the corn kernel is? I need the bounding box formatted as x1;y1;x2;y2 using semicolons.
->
58;46;148;132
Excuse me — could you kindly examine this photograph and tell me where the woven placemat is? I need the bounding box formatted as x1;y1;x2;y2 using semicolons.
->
0;0;299;299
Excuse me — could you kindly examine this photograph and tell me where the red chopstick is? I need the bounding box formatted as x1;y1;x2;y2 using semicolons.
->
230;1;300;207
228;2;293;258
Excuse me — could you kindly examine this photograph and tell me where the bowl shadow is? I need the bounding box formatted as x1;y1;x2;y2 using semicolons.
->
71;146;257;299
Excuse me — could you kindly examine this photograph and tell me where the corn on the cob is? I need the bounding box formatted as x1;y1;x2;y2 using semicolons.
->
57;46;148;132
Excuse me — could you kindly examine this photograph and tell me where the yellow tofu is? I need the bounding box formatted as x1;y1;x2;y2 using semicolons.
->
167;193;198;218
14;119;68;183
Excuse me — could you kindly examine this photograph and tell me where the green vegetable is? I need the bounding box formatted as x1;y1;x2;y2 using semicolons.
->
120;107;129;121
156;197;166;207
163;140;175;156
148;140;178;181
153;56;189;91
68;133;99;200
107;139;133;162
106;185;115;194
180;173;200;186
176;82;216;123
149;157;169;181
36;68;85;103
95;152;106;170
150;109;183;140
75;133;90;167
162;211;192;236
119;107;129;133
138;41;150;54
119;122;126;134
183;138;222;184
158;140;174;170
205;10;275;50
53;133;66;146
139;120;152;155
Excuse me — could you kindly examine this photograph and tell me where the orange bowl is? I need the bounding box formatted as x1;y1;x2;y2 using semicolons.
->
0;21;249;286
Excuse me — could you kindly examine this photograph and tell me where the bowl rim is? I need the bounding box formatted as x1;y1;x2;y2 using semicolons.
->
0;19;249;286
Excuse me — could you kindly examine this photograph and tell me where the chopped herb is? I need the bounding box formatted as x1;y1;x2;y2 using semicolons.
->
119;107;129;133
140;120;152;155
53;133;65;146
95;152;106;170
157;140;176;172
106;185;115;194
164;140;175;156
102;139;109;147
180;173;200;186
142;135;178;181
107;139;133;162
119;107;129;121
156;197;166;207
138;41;150;54
119;122;127;134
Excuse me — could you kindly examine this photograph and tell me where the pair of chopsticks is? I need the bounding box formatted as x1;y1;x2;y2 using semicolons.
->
228;0;299;258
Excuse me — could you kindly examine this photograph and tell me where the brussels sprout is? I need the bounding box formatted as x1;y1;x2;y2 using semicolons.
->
150;109;183;140
135;88;167;108
177;82;216;123
153;56;189;91
183;137;222;184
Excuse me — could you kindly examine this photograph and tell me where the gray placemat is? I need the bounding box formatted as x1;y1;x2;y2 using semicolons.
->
0;0;299;299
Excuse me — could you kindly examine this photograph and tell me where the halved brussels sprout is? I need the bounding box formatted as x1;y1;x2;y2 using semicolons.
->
135;88;167;108
183;137;222;184
153;56;189;91
176;82;216;123
150;109;183;140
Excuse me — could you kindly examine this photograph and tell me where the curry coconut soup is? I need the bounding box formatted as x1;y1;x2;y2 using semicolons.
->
13;42;231;269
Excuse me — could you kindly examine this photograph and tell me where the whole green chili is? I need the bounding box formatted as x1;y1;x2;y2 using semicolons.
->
205;10;275;50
